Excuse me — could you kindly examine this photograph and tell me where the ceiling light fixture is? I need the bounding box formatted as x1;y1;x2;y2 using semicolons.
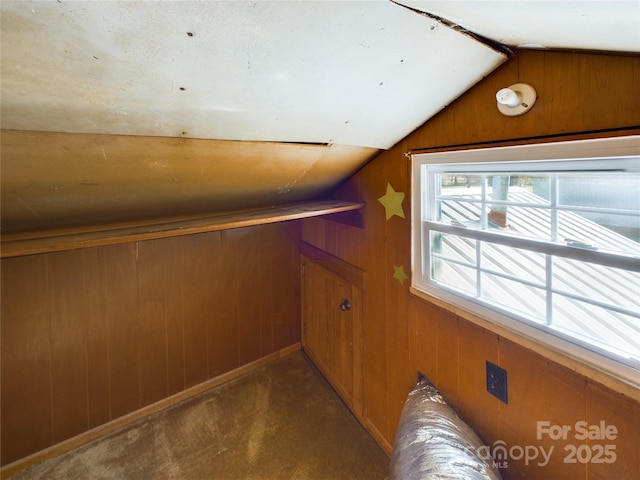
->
496;83;536;116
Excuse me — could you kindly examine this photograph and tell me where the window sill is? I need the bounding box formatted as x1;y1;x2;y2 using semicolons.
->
409;286;640;400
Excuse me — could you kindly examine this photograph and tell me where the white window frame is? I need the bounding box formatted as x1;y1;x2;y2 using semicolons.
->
411;136;640;386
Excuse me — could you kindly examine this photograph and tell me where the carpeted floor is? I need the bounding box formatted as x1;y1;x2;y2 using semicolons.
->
9;351;389;480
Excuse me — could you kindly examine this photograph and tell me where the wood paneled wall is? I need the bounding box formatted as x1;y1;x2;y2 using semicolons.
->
301;49;640;479
1;223;301;466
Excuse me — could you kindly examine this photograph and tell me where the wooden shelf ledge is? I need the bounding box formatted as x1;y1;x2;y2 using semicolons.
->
1;200;364;258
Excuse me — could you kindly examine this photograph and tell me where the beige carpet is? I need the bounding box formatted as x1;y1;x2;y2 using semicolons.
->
9;351;389;480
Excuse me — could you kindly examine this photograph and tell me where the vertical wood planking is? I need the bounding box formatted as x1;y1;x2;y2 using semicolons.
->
1;223;303;465
1;256;52;465
351;284;365;420
82;247;112;428
515;51;640;134
408;296;438;385
4;48;638;473
528;51;578;136
99;243;140;420
580;54;640;129
164;237;187;396
300;49;640;476
136;240;170;405
332;278;355;406
408;50;640;152
499;339;586;479
48;250;89;443
435;313;459;406
208;231;240;377
360;155;390;443
300;250;365;418
383;142;413;443
231;227;262;366
182;233;214;389
300;217;326;251
301;259;331;369
456;321;500;445
585;381;640;479
258;225;275;356
271;224;300;350
204;232;222;379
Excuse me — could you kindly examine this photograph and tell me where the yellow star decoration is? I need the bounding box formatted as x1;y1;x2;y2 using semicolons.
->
393;265;408;285
377;182;405;220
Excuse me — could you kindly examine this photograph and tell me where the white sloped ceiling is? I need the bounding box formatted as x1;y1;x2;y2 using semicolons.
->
395;1;640;52
0;0;508;149
0;0;508;231
3;1;637;232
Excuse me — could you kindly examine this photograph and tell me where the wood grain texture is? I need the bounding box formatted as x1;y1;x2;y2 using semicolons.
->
499;339;587;479
165;238;188;397
357;155;391;443
408;296;438;385
207;231;240;378
82;248;113;429
407;50;640;151
301;259;332;372
234;228;263;366
270;225;301;351
351;285;365;421
300;249;365;420
585;381;640;479
456;321;500;447
2;48;639;478
380;141;413;443
332;278;355;408
1;200;364;258
301;49;640;478
1;345;302;478
0;256;52;465
48;251;89;443
0;129;376;233
98;244;140;420
182;233;213;389
1;223;301;466
136;239;171;406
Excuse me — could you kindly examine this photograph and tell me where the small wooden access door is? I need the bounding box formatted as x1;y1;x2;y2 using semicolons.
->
300;244;364;420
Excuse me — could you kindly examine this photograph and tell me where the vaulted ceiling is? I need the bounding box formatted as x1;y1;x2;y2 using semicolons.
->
2;0;638;233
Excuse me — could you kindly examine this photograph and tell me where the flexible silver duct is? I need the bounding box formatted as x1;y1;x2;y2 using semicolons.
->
390;376;502;480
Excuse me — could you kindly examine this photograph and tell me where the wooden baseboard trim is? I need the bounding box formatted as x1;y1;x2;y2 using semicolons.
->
1;343;301;478
365;420;393;457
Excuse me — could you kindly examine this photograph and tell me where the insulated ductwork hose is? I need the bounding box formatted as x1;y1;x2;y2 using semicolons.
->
390;376;502;480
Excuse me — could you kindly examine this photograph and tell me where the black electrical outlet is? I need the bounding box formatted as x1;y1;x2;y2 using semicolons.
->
486;361;508;404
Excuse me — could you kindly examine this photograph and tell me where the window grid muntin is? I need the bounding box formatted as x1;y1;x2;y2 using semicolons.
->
427;235;638;325
425;221;640;272
432;169;639;255
412;138;640;378
420;155;640;369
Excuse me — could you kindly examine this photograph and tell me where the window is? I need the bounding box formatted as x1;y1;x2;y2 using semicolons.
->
412;136;640;381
